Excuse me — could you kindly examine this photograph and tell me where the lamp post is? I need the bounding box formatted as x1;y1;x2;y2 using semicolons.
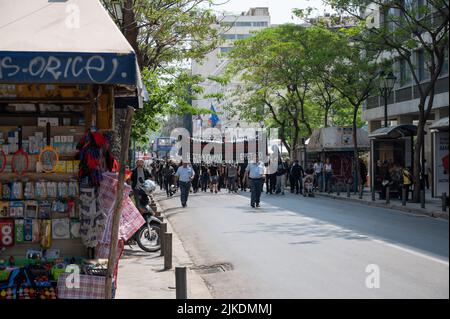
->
111;1;124;32
379;71;397;128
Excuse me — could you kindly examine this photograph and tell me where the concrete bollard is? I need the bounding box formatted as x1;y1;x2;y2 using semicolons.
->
337;185;340;196
442;193;447;212
386;186;390;204
164;233;173;270
346;184;350;197
402;187;407;206
160;223;167;256
420;190;425;209
175;267;188;299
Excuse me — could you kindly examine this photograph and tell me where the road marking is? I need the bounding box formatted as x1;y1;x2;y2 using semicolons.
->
370;239;449;267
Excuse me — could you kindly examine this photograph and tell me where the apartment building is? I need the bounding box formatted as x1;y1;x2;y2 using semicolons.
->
191;7;271;137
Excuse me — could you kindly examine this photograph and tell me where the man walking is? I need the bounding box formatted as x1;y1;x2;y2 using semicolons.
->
276;160;288;195
227;163;238;193
175;161;194;208
245;155;265;208
290;160;304;194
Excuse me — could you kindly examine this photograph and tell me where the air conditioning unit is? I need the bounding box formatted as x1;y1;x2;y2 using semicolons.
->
365;4;380;29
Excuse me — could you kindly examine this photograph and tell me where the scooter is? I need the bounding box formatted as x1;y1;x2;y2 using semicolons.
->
129;180;162;252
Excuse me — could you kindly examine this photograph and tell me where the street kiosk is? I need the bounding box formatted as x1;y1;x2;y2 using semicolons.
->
0;0;145;299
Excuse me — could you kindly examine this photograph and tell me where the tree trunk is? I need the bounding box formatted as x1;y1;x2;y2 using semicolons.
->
352;105;360;191
412;108;426;202
324;105;330;128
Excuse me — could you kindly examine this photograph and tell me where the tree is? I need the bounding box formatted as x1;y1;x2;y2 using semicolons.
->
326;0;449;201
225;24;340;159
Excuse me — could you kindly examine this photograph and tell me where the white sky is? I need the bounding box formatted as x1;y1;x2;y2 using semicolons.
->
209;0;334;24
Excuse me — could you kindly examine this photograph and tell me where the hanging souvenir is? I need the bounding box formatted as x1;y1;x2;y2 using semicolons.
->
25;200;38;218
52;219;70;239
9;201;24;218
12;126;29;176
11;181;23;199
2;183;11;200
46;182;57;198
38;201;52;219
57;182;68;198
15;219;24;243
24;181;35;199
0;201;9;218
35;181;47;199
39;220;52;248
39;123;59;173
70;219;80;239
68;180;78;197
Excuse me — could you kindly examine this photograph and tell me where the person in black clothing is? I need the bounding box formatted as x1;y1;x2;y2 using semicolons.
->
209;163;219;193
162;163;175;197
131;159;152;205
238;162;247;191
290;160;304;194
200;163;209;192
192;164;200;193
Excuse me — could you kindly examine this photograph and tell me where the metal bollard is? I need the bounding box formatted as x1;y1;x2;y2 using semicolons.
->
160;223;167;256
420;190;425;209
386;186;390;204
442;193;447;212
164;232;173;270
371;189;375;201
359;188;363;199
402;187;407;206
337;185;340;196
175;267;188;299
346;184;350;197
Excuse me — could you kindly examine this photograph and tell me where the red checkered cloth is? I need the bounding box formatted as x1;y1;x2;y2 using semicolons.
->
57;274;111;299
99;173;145;244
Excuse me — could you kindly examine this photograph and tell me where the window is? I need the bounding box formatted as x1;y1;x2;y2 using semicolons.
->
252;21;268;27
385;7;400;33
400;59;412;86
417;50;430;81
234;21;252;27
236;34;251;40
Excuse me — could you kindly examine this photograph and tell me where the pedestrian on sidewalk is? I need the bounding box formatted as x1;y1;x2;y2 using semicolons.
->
200;163;209;192
162;162;175;197
246;155;265;208
227;163;238;193
276;160;288;195
402;166;413;201
192;163;200;193
290;160;304;194
131;159;152;204
313;159;323;191
175;161;195;208
209;162;219;193
238;162;248;192
423;159;431;190
324;158;333;193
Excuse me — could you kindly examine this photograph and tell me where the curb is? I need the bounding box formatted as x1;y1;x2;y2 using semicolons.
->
315;192;449;221
153;194;213;299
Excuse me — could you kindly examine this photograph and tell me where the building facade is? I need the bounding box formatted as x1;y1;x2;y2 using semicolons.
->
191;7;271;137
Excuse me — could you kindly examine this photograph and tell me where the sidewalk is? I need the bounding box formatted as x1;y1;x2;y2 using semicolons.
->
115;193;212;299
314;187;448;220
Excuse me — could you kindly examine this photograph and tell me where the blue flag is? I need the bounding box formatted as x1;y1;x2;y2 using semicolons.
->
208;104;219;127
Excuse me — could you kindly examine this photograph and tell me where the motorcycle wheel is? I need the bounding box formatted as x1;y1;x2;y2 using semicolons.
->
136;223;161;252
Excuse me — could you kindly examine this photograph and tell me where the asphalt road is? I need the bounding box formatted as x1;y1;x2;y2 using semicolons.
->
157;187;449;299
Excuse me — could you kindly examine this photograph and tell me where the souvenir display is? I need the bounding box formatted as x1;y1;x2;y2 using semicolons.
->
51;200;68;219
68;180;78;197
35;181;47;199
2;183;11;200
57;182;68;198
0;202;9;218
38;201;51;219
24;201;38;218
9;201;24;218
52;219;70;239
24;182;35;199
46;182;57;198
32;219;40;243
79;187;105;248
23;218;33;242
11;126;29;176
11;182;23;200
14;219;24;243
0;219;14;247
69;219;80;239
39;220;52;248
39;123;59;173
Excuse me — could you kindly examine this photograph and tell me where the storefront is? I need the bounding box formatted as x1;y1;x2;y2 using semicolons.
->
430;117;449;199
306;127;370;190
0;0;145;299
368;125;417;199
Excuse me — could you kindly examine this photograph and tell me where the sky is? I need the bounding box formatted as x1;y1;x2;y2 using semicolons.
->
208;0;334;24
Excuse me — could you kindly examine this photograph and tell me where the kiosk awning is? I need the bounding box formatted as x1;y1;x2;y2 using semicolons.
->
0;0;138;86
369;125;418;139
429;117;449;131
306;127;370;152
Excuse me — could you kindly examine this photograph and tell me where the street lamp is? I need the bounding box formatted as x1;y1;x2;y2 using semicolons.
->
379;71;397;128
111;0;124;32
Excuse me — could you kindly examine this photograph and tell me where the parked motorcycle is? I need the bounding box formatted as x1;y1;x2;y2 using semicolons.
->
130;180;162;252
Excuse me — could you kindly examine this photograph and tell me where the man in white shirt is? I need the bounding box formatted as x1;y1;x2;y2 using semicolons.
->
245;155;265;208
175;161;194;207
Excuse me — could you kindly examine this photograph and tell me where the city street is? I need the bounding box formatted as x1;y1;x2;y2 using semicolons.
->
158;188;449;299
